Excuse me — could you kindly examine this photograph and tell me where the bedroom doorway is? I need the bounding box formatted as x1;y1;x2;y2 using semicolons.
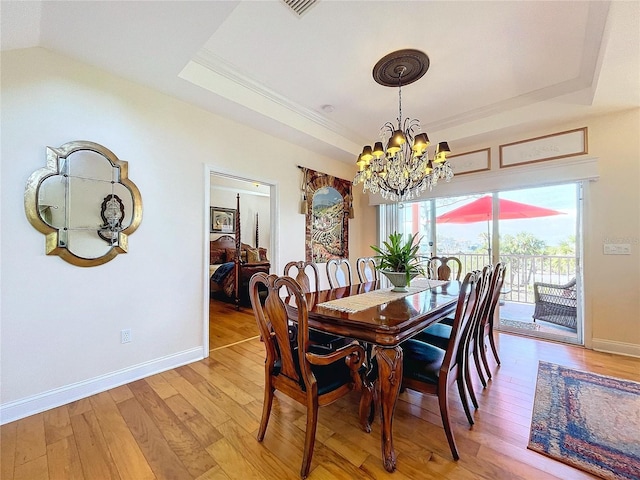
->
207;171;276;353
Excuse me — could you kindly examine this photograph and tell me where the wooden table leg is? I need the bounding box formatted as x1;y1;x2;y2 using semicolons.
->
358;342;377;433
358;375;375;433
375;345;403;472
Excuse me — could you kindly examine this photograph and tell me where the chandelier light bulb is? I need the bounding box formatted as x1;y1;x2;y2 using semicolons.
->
412;133;430;154
391;130;406;146
361;145;373;163
386;138;401;155
373;142;384;158
425;160;433;174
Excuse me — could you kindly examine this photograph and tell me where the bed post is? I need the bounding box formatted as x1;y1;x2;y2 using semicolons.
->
234;193;241;310
255;212;259;248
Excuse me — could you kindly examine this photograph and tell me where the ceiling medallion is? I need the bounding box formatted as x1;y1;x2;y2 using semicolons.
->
354;49;453;202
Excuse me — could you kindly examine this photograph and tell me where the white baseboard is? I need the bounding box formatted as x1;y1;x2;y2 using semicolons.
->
591;338;640;358
0;347;204;425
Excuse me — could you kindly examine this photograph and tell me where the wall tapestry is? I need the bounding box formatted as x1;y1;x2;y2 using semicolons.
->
300;167;353;263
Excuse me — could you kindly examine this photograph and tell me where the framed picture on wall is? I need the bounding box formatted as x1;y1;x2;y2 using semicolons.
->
210;207;236;233
499;127;588;168
448;148;491;175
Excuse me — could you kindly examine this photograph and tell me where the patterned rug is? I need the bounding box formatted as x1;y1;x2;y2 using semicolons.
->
528;361;640;479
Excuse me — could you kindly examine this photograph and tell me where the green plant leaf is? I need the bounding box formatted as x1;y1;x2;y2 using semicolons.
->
370;231;425;282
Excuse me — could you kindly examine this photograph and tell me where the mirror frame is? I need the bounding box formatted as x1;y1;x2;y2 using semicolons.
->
24;141;143;267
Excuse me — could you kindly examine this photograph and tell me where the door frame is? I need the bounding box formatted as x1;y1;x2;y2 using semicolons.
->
202;164;279;357
493;182;583;346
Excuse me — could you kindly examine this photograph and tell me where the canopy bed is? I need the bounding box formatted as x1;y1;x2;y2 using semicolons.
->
210;194;270;309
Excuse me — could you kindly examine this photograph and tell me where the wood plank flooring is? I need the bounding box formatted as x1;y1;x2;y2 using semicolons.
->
209;298;259;351
2;301;639;479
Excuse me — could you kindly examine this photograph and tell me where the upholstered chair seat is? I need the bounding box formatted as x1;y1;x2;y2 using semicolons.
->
413;323;452;351
402;339;446;384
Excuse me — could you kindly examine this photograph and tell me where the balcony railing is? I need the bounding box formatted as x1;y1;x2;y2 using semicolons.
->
433;253;577;305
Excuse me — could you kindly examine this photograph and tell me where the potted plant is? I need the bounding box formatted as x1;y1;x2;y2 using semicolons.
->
370;232;425;292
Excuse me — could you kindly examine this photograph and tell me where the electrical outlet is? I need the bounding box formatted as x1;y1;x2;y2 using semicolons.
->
121;329;132;344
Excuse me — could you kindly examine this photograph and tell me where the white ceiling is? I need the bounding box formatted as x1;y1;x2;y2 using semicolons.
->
2;1;639;164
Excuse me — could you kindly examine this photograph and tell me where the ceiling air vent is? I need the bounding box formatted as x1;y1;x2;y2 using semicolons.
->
281;0;318;17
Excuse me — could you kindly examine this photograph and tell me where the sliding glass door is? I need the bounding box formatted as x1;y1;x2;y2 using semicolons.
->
496;184;581;344
395;183;583;345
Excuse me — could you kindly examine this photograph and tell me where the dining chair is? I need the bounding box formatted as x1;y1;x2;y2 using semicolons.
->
326;258;353;288
418;256;436;279
284;260;320;293
413;265;493;406
430;256;463;280
400;270;480;460
284;260;349;351
426;264;503;389
249;273;366;478
356;256;378;283
476;262;506;379
465;266;493;393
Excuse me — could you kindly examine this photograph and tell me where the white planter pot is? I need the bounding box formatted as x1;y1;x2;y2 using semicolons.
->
380;270;419;292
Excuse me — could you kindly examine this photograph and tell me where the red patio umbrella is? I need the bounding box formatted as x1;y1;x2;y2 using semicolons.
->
435;195;564;257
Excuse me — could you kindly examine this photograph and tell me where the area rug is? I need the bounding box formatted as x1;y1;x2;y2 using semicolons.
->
528;361;640;479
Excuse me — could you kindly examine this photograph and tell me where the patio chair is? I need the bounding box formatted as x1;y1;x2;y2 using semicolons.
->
532;278;577;330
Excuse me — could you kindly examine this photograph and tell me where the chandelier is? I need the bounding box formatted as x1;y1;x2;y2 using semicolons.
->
354;49;453;202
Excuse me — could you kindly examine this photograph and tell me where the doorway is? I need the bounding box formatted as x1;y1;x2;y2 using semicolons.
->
396;182;583;345
206;170;277;353
495;184;581;344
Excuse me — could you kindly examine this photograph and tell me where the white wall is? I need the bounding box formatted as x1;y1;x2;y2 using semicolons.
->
0;47;376;423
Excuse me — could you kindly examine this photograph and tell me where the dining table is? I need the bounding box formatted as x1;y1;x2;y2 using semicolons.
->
285;277;461;473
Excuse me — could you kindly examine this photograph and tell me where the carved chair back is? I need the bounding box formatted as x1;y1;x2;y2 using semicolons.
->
356;257;378;283
476;262;506;375
326;258;353;288
430;256;463;280
283;260;320;293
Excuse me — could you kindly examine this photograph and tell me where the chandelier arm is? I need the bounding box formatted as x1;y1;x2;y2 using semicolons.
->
404;118;421;145
381;122;396;135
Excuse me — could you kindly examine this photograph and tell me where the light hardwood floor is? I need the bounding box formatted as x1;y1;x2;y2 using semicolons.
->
209;298;259;352
2;301;639;480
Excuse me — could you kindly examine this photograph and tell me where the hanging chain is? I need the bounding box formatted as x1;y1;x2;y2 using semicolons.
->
397;66;405;126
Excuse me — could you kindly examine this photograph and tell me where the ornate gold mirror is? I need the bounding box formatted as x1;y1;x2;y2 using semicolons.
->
24;141;142;267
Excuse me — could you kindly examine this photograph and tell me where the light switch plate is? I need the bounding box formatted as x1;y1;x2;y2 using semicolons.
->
603;244;631;255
